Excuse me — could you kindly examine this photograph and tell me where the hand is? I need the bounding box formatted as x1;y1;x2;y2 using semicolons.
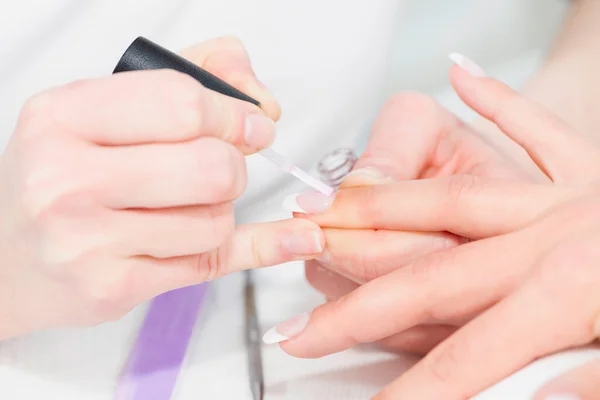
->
287;57;547;354
0;37;324;340
267;66;600;399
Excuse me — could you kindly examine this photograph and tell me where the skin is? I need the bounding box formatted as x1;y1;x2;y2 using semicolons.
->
281;67;600;399
303;0;600;357
0;37;326;340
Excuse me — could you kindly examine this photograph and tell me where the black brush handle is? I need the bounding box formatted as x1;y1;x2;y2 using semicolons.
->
113;36;260;107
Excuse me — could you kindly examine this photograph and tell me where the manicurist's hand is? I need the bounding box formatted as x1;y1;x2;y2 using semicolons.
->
268;65;600;399
0;37;324;340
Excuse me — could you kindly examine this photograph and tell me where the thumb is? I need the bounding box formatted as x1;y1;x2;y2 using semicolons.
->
533;355;600;400
179;36;281;121
351;92;459;181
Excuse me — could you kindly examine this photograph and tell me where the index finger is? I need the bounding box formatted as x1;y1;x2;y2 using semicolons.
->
25;69;275;152
449;63;600;183
300;175;573;239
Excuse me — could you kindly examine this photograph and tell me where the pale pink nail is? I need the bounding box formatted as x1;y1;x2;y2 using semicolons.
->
244;113;276;149
282;191;335;214
281;230;323;255
262;313;310;344
449;53;487;77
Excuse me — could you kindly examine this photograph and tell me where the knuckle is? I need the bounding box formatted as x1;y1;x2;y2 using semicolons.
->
79;270;132;322
197;243;229;281
355;185;384;225
445;174;481;209
206;143;246;200
406;251;458;322
424;342;461;386
206;203;235;246
408;251;449;284
158;70;206;134
17;91;57;134
343;248;379;283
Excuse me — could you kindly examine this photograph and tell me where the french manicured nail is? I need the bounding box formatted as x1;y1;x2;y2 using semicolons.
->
544;394;581;400
281;230;323;255
282;191;335;214
345;167;386;180
449;53;487;77
263;312;310;344
245;113;276;149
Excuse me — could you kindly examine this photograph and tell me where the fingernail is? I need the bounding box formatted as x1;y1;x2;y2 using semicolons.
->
282;191;335;214
544;394;581;400
263;312;310;344
449;53;487;77
245;113;276;149
345;167;386;180
281;229;323;255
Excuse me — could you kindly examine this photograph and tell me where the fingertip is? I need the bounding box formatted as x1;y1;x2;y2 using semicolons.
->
244;113;276;150
245;79;282;122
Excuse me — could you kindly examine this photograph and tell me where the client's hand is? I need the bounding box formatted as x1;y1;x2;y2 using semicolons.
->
269;67;600;399
0;37;324;341
284;57;550;354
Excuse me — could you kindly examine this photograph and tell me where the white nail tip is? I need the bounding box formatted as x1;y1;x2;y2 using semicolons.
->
262;328;289;344
449;52;486;77
449;52;465;65
282;194;307;213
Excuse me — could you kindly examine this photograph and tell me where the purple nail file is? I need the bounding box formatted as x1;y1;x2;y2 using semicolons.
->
114;283;208;400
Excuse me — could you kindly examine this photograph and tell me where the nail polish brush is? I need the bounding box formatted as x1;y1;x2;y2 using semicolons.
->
113;36;334;196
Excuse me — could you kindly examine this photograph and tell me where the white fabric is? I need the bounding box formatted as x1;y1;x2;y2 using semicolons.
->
2;1;600;399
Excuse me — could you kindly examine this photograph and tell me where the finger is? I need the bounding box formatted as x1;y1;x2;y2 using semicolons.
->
304;260;360;299
179;36;281;121
375;234;600;400
22;69;275;152
272;231;534;357
449;64;600;183
318;228;461;283
346;92;515;181
534;358;600;400
97;137;246;208
127;218;326;300
299;176;574;239
113;203;234;258
376;325;457;356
